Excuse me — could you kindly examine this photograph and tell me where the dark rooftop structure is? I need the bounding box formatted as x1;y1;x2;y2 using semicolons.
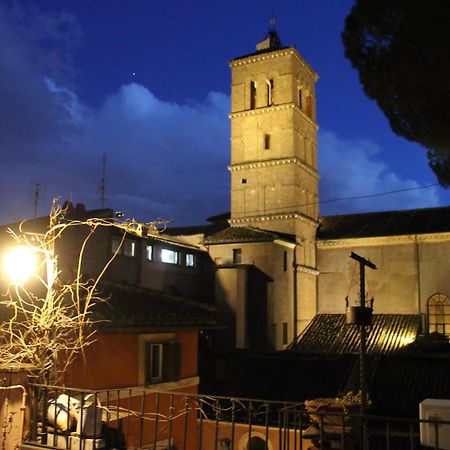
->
93;282;221;332
317;205;450;240
204;226;295;245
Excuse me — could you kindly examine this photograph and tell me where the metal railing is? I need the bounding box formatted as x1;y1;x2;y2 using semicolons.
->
23;384;450;450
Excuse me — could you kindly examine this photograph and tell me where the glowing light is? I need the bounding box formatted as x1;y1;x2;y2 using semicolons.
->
3;246;37;285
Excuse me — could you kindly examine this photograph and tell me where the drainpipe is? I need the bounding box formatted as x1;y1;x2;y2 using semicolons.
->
293;245;298;340
414;234;423;328
0;385;27;450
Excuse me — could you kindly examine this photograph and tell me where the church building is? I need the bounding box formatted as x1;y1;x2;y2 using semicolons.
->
172;29;450;352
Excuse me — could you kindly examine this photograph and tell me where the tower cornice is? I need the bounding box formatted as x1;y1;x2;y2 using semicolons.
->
228;157;320;180
230;211;319;227
229;103;319;130
229;48;318;81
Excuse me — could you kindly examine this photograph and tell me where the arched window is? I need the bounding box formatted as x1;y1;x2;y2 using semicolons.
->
427;293;450;337
250;81;256;109
266;79;274;106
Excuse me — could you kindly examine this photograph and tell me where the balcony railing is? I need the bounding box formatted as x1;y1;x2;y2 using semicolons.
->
22;384;450;450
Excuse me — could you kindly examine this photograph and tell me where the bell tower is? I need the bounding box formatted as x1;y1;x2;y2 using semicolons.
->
229;29;319;243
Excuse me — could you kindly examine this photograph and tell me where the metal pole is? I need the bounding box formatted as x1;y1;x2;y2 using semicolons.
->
359;260;367;416
350;252;377;416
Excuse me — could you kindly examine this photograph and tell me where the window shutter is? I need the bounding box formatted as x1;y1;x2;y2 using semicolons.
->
163;342;181;381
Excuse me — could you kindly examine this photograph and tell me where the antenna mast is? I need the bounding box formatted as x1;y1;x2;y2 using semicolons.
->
98;154;107;208
33;183;40;217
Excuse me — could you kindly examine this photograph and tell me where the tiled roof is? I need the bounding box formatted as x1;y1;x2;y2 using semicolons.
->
92;282;221;332
370;355;450;417
204;227;296;245
292;314;421;355
200;350;355;402
317;205;450;240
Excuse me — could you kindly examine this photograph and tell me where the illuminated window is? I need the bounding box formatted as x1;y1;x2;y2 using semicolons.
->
264;133;270;150
144;342;181;384
266;79;274;106
146;245;153;261
428;293;450;337
250;81;256;109
161;248;179;264
186;253;195;267
111;238;136;257
233;248;242;264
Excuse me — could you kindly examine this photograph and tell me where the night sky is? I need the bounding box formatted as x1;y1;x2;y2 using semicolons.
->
1;0;447;227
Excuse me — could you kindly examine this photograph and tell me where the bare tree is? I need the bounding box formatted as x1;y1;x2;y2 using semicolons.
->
0;201;166;384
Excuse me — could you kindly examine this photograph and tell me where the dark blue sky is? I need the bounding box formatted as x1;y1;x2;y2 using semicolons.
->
0;0;446;226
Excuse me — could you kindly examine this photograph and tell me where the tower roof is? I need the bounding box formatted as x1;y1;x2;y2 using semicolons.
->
255;28;283;52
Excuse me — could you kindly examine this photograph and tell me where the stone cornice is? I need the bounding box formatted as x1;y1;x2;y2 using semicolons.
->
229;48;319;81
230;211;318;227
229;103;319;130
317;232;450;248
228;157;319;180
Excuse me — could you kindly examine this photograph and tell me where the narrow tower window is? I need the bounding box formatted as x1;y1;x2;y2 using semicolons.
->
298;89;303;109
250;81;256;109
282;322;288;345
267;79;274;106
264;133;270;150
305;94;312;117
283;251;287;271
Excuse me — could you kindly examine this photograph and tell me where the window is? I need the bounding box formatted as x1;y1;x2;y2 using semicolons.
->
146;343;163;383
233;248;242;264
144;341;181;385
241;178;247;184
282;322;288;345
264;133;270;150
305;94;312;117
267;79;274;106
428;293;450;337
186;253;195;267
250;81;256;109
298;88;303;108
146;244;153;261
111;238;136;257
161;248;179;264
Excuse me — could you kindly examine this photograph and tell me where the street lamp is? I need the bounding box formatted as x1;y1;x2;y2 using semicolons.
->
3;245;37;286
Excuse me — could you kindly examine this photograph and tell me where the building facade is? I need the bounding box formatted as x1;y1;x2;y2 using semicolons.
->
176;30;450;352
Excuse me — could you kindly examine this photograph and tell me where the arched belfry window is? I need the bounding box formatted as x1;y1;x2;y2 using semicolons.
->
250;81;256;109
427;293;450;337
266;79;274;106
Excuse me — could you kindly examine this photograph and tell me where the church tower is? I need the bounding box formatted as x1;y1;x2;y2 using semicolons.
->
229;30;319;244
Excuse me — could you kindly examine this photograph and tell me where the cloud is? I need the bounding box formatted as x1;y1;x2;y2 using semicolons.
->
78;83;230;224
318;131;440;215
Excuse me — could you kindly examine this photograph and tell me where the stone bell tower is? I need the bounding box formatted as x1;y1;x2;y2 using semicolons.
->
229;29;319;245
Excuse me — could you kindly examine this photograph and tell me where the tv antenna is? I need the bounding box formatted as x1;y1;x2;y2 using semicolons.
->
33;183;40;217
98;153;107;208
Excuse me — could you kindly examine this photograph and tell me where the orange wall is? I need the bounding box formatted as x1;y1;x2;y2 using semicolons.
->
63;330;199;390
